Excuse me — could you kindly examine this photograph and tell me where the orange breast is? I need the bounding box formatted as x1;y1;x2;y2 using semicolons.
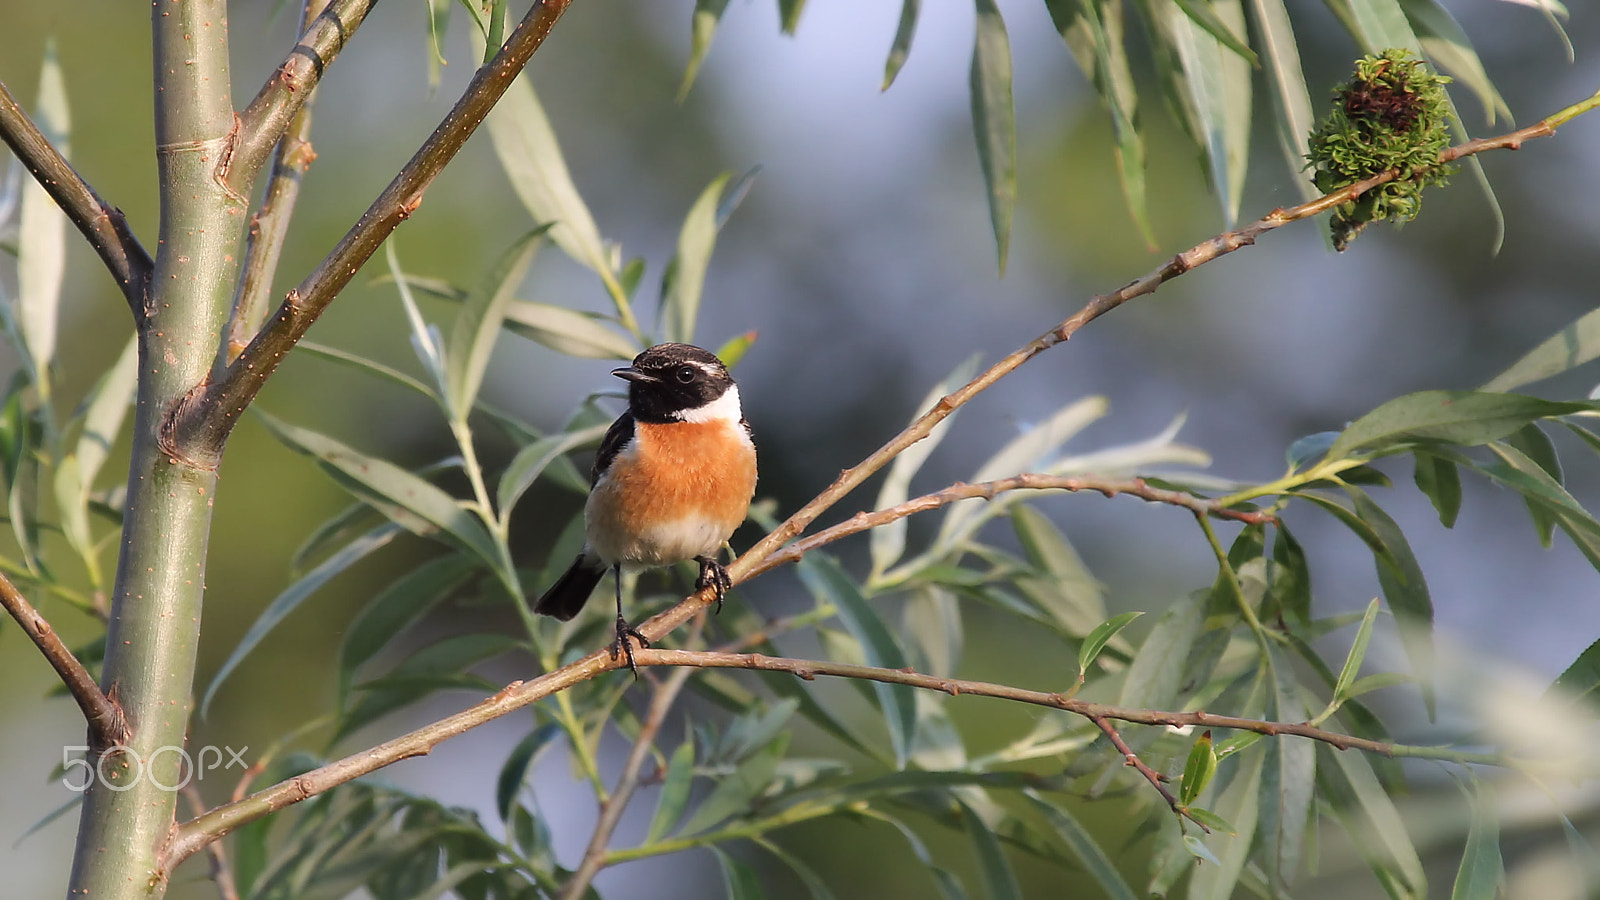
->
587;420;756;565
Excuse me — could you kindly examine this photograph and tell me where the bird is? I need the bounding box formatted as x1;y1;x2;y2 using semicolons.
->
533;342;757;673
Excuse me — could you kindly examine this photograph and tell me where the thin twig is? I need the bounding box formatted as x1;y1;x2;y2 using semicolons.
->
158;89;1599;872
1090;716;1201;830
0;80;152;314
221;0;377;197
745;474;1274;581
558;620;702;899
165;0;574;467
0;571;128;749
224;0;332;362
181;785;241;900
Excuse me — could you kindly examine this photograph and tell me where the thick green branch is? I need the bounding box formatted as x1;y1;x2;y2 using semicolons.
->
166;0;573;467
0;78;151;313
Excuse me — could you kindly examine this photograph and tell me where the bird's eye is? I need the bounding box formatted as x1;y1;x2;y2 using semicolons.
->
674;367;697;384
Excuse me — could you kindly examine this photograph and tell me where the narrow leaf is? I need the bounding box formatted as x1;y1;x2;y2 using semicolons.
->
1326;391;1593;461
645;741;696;843
883;0;921;90
1451;780;1504;900
799;555;917;769
679;0;732;101
1118;593;1204;709
203;523;405;717
712;847;765;900
958;800;1023;900
495;422;610;520
1483;305;1600;393
17;45;69;393
1318;744;1428;899
1348;486;1435;714
1022;793;1138;900
496;723;562;820
970;0;1016;273
483;67;612;278
1180;730;1218;806
1247;0;1317;199
1412;450;1462;527
446;226;550;415
1549;637;1600;706
1188;744;1264;900
661;172;733;344
1078;611;1142;679
1334;598;1382;700
338;554;478;705
777;0;806;34
1506;424;1562;546
1164;0;1252;224
501;300;639;360
298;341;439;401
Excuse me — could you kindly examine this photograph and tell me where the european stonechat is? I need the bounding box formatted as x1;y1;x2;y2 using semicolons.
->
533;343;757;672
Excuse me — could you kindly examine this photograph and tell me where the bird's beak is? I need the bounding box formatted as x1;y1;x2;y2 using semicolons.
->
612;366;658;383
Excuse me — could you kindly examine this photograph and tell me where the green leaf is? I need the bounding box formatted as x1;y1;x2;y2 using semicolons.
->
1399;0;1510;124
1022;793;1138;900
970;0;1016;273
17;44;69;396
1478;442;1600;573
1045;0;1154;243
1483;305;1600;393
882;0;921;90
1180;730;1217;806
1451;780;1504;900
1318;744;1427;900
1326;391;1593;462
776;0;806;34
1412;450;1462;527
482;66;612;279
337;633;522;743
495;422;609;521
714;331;757;368
338;554;478;706
675;734;785;836
1171;0;1258;65
1260;647;1315;892
1247;0;1317;199
1184;807;1237;835
870;355;979;580
203;522;405;717
298;341;439;401
495;722;562;820
712;847;765;900
799;556;917;768
1117;593;1204;709
1187;744;1264;900
1078;611;1142;680
1182;833;1222;867
661;172;734;344
257;412;511;592
865;810;970;900
645;741;696;843
1334;598;1382;701
679;0;732;101
1347;486;1435;714
446;226;550;415
754;839;836;900
1549;637;1600;706
72;334;137;493
500;300;639;360
1270;525;1312;623
958;799;1023;900
1165;0;1253;224
1506;424;1562;547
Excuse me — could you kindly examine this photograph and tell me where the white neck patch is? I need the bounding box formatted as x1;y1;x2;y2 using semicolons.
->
674;384;743;424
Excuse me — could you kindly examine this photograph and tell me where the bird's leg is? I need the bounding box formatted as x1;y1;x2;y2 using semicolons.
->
694;555;732;614
608;563;648;676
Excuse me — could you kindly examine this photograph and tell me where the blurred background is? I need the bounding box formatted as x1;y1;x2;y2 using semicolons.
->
2;0;1599;896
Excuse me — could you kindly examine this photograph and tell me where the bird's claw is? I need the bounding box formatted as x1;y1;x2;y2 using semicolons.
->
609;615;649;677
695;557;732;614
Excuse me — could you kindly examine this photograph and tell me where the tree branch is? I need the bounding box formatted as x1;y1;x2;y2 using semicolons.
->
0;78;152;314
220;0;376;198
0;571;128;749
159;86;1599;873
223;0;333;363
1090;716;1200;829
165;0;573;467
744;474;1274;581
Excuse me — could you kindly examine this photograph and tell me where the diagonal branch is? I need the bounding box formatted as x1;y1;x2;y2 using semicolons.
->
220;0;377;198
744;473;1275;582
164;0;574;468
158;86;1600;875
0;571;129;749
224;0;334;363
0;79;152;314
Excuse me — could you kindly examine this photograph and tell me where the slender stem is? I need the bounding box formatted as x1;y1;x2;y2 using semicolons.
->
602;802;844;864
167;0;575;468
225;0;334;363
1090;716;1202;829
1195;513;1268;642
181;785;241;900
559;633;700;899
743;473;1274;583
0;79;151;314
0;572;128;748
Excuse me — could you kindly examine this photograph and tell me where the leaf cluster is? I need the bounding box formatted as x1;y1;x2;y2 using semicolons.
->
1306;50;1458;250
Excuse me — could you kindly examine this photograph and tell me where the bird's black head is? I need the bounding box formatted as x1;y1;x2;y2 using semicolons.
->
613;343;739;424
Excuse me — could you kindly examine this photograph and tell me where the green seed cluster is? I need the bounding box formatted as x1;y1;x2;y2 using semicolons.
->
1305;50;1456;251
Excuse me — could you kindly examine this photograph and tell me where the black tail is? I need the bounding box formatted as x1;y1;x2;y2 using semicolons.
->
533;556;606;621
